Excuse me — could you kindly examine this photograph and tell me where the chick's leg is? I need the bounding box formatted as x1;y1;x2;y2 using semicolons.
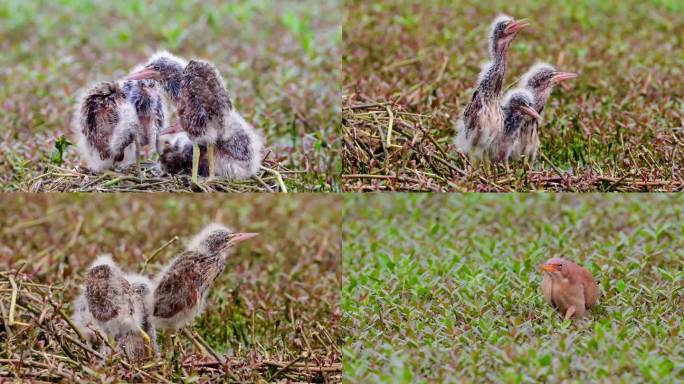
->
208;143;215;178
564;305;576;321
138;327;153;357
192;142;200;185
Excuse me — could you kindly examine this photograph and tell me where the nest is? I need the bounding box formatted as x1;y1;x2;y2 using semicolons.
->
0;269;342;383
18;159;292;193
342;99;684;192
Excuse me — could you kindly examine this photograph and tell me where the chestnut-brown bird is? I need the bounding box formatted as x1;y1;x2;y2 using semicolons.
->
455;15;528;162
151;224;258;330
74;82;140;172
541;257;599;320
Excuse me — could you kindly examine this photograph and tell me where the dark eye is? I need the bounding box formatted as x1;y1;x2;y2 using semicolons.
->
154;65;161;71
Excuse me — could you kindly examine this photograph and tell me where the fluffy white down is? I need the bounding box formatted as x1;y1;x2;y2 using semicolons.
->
72;292;100;343
146;50;188;68
488;14;513;55
124;273;154;314
74;92;139;172
219;109;263;179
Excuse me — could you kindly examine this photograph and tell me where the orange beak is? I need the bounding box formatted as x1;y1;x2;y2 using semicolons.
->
521;105;542;121
541;264;560;273
505;19;529;35
160;122;182;136
551;72;578;84
227;233;259;246
125;68;159;81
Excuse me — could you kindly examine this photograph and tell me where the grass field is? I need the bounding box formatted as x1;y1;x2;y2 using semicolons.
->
0;194;341;382
343;0;684;191
0;0;341;192
343;194;684;382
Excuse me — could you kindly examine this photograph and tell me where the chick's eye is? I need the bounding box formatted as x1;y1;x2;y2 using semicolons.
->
154;65;161;71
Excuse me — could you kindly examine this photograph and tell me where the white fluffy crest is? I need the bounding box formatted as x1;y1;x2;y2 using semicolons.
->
146;50;188;67
90;254;120;272
186;223;232;253
520;62;556;88
501;88;535;107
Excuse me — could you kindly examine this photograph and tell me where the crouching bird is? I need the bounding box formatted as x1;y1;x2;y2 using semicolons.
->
516;63;577;161
158;129;262;179
490;89;541;163
73;255;155;362
74;82;141;173
126;52;263;183
455;15;528;163
151;224;258;330
541;258;599;320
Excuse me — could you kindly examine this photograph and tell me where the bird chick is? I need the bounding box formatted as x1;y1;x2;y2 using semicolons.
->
490;89;541;163
158;125;262;179
126;52;263;182
541;257;599;320
516;63;577;161
124;273;157;353
455;15;528;162
81;255;154;361
122;78;167;156
74;82;140;172
152;224;258;330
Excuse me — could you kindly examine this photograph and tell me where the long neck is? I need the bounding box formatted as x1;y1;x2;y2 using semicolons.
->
478;54;506;102
532;87;552;113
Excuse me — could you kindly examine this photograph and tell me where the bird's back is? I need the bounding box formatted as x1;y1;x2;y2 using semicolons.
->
567;261;599;309
179;60;232;140
80;82;122;160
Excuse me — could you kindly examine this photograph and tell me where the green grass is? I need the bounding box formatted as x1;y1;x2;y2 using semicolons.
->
343;0;684;191
0;0;341;192
343;194;684;382
0;194;341;382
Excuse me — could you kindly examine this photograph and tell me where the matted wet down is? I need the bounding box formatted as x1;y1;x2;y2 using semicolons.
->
0;194;342;382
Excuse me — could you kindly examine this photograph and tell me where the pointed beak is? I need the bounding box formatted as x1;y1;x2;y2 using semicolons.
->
227;233;259;247
541;264;560;273
505;19;529;35
521;105;542;121
551;72;578;84
160;122;181;136
124;68;158;81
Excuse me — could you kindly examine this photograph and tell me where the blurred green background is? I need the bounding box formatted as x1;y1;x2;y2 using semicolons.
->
343;194;684;382
0;0;341;191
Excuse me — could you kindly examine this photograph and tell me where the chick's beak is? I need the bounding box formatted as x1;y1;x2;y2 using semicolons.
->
541;264;560;273
228;233;259;247
505;19;529;35
160;122;181;136
125;68;159;81
551;72;578;84
521;105;542;121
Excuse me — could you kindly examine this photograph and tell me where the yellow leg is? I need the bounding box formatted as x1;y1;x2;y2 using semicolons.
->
191;142;200;185
208;143;215;178
139;327;153;357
